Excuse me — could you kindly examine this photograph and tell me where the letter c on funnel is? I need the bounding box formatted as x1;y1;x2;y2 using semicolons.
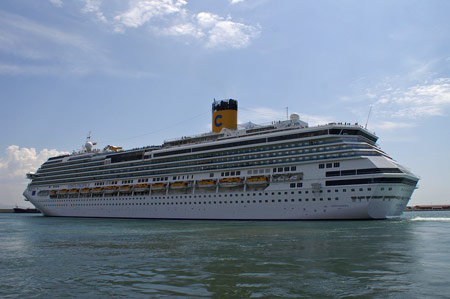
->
215;114;223;127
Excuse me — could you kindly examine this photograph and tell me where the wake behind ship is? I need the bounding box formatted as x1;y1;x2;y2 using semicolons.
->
23;99;419;220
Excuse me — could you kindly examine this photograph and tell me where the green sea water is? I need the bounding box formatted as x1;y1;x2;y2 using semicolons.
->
1;212;450;298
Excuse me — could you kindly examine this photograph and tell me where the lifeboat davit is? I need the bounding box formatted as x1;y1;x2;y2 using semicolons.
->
104;186;118;194
170;181;190;190
151;183;167;191
92;187;104;194
246;176;269;186
197;179;216;188
219;177;243;188
119;185;132;191
134;184;150;192
80;188;91;194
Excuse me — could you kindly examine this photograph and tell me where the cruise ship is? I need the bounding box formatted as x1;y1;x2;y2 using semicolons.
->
23;99;419;220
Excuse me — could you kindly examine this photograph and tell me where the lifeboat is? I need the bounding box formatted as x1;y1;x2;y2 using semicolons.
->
49;190;57;195
58;189;69;194
92;187;104;194
246;176;269;186
104;186;118;193
38;190;49;196
151;183;167;191
170;181;189;190
80;188;91;194
119;185;132;191
69;188;79;193
219;177;243;188
197;179;216;188
134;184;150;192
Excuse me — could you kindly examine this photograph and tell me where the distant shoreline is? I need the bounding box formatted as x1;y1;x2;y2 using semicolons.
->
405;205;450;211
0;208;41;213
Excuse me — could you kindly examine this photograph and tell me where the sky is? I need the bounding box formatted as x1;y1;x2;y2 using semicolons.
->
0;0;449;208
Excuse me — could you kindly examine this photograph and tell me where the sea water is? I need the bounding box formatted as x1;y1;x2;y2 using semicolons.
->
1;212;450;298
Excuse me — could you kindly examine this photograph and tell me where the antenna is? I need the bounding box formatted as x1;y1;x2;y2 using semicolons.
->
365;105;372;129
286;107;289;120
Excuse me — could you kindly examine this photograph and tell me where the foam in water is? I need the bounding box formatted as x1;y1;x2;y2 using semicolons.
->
411;217;450;222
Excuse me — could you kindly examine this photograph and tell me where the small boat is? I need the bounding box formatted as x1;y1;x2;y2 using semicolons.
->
119;185;132;191
246;176;269;186
14;207;40;213
80;188;92;194
219;177;243;188
170;181;190;190
92;187;104;194
49;190;57;195
58;189;69;194
151;183;167;191
134;184;150;192
197;179;216;188
104;186;118;193
69;188;79;193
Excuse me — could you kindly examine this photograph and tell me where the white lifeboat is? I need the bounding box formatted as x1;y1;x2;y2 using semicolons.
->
197;179;216;188
104;186;118;194
219;177;243;188
92;187;104;194
134;184;150;192
170;181;190;190
246;176;269;186
151;183;167;191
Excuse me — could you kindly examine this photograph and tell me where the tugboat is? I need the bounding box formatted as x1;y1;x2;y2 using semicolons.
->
13;206;41;213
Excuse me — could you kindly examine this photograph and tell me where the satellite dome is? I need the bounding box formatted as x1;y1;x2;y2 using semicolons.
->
290;113;300;121
85;141;93;152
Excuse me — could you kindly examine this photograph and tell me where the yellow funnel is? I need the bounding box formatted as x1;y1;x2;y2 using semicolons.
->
212;99;238;133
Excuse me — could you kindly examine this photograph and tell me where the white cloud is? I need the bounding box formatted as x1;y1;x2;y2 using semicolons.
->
376;78;450;119
113;0;187;33
0;146;68;209
0;146;68;180
205;16;260;49
156;11;260;49
371;121;416;130
231;0;245;4
110;1;259;48
82;0;107;23
49;0;63;7
160;23;203;38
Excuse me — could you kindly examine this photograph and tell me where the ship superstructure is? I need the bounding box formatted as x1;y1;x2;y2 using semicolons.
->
23;99;419;219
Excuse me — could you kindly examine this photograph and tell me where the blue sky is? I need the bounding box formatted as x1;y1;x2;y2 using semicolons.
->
0;0;449;208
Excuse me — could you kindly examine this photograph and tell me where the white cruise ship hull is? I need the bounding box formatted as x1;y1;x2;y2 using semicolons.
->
24;182;415;220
